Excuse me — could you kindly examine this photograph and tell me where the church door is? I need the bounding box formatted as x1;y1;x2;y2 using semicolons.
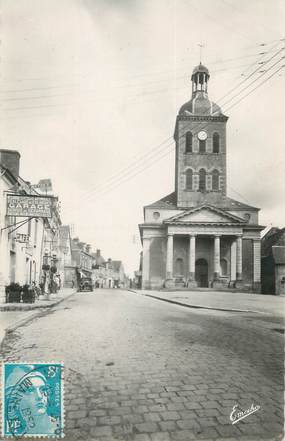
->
195;258;208;287
175;258;184;276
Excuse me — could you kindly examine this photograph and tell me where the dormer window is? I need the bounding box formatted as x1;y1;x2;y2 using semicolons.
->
213;132;220;153
185;132;193;153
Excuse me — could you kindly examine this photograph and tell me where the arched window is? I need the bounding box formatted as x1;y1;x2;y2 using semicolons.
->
199;139;206;153
220;259;228;276
213;132;220;153
185;132;192;153
199;168;206;191
212;169;219;190
185;169;193;190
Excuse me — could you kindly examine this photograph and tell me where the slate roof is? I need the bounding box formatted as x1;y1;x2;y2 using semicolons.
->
272;246;285;264
111;260;123;272
145;192;177;209
261;227;285;257
145;192;259;211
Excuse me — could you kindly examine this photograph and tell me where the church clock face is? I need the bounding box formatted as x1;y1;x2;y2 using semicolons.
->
198;130;207;141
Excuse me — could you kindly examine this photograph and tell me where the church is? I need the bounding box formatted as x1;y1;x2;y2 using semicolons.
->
139;63;263;292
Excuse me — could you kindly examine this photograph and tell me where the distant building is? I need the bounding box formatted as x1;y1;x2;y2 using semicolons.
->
92;253;126;288
71;238;93;287
92;249;106;288
139;63;263;291
261;228;285;295
58;226;73;288
110;260;125;288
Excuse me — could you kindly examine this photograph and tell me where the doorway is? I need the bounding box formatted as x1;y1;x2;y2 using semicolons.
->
175;258;184;276
195;258;208;287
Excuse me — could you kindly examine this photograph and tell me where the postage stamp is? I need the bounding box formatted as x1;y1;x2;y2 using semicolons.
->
2;363;64;437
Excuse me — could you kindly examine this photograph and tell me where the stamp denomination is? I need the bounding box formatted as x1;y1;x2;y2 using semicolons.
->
2;363;64;437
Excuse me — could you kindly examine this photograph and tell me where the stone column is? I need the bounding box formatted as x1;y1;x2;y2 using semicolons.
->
213;235;221;279
253;239;261;292
188;234;196;281
166;234;174;279
236;235;243;281
142;237;151;289
230;239;237;283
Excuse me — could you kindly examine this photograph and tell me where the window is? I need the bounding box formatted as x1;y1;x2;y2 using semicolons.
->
185;131;193;153
199;139;206;153
213;132;220;153
185;169;193;190
212;169;219;190
153;211;160;220
199;168;206;191
220;259;228;276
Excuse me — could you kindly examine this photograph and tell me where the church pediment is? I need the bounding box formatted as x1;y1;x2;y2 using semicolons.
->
164;205;246;225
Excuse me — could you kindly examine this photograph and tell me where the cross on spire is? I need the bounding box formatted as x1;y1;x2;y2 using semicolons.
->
198;43;204;64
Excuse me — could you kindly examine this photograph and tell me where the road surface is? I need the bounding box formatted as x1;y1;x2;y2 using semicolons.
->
1;289;283;441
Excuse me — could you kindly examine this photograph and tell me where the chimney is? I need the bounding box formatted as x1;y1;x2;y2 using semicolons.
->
72;237;79;245
96;249;101;257
86;244;91;254
0;149;21;178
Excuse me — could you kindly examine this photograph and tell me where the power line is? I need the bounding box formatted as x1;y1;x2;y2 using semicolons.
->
80;53;283;201
0;42;280;98
82;64;283;203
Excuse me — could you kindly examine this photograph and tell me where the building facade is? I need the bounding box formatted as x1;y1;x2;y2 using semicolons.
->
0;149;63;301
139;64;263;292
261;228;285;295
71;238;93;287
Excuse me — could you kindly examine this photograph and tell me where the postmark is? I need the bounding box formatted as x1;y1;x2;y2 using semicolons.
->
2;363;64;437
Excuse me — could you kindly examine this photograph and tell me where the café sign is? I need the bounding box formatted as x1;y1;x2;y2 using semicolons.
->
7;194;53;218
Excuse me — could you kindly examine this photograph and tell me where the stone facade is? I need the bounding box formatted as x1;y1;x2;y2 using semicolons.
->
139;63;263;292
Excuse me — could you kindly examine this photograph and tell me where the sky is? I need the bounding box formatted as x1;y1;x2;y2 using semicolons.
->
0;0;284;275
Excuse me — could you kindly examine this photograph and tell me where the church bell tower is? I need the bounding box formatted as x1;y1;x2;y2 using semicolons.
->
174;63;228;208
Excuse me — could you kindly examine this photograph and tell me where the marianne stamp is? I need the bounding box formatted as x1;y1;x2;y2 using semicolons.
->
2;363;64;437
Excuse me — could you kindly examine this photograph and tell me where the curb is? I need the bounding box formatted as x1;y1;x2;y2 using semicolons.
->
131;290;260;314
1;291;76;348
0;290;76;312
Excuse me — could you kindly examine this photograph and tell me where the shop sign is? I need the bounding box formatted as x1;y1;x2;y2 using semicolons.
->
16;233;30;243
7;194;53;218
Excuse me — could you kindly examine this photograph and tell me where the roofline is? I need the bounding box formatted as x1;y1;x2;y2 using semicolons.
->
0;165;18;185
164;204;247;224
243;224;265;231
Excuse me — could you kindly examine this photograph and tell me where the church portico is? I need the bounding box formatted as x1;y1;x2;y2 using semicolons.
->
163;227;245;289
139;62;263;293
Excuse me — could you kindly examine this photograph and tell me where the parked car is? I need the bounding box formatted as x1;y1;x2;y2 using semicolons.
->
78;277;93;292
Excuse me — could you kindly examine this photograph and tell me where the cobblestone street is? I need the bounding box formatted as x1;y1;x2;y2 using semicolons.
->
1;289;284;441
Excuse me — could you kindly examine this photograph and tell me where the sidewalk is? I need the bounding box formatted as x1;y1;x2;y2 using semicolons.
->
132;289;285;317
0;288;76;347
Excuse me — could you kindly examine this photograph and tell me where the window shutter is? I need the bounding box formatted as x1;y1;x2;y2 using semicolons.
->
206;175;212;190
193;174;199;190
